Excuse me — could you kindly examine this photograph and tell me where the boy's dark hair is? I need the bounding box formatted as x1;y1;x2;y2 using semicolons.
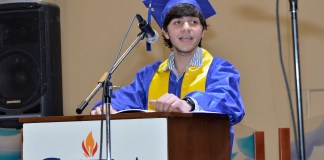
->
162;3;208;49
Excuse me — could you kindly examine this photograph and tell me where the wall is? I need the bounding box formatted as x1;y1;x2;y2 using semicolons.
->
53;0;324;159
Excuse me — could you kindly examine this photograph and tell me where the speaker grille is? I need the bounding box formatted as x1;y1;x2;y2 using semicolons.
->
0;49;41;110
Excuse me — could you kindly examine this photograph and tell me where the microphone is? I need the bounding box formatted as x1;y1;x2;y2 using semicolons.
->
135;14;159;44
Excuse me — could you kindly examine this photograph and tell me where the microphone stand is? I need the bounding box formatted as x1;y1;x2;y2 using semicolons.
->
289;0;305;159
102;31;146;160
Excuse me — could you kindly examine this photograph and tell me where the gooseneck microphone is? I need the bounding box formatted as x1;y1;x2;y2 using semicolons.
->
136;14;159;44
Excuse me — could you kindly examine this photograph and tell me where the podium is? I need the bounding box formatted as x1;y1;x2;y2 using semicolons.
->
20;112;230;160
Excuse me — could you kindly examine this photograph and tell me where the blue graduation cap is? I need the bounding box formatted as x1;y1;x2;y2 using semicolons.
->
142;0;216;28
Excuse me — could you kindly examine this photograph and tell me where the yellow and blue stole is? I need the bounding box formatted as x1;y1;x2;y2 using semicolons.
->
148;49;213;110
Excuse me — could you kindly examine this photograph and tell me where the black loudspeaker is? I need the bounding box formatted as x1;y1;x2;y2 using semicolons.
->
0;1;63;128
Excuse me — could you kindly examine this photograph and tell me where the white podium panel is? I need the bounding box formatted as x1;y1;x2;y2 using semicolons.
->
23;118;168;160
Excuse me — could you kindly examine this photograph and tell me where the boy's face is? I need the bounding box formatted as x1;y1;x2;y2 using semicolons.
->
162;16;205;55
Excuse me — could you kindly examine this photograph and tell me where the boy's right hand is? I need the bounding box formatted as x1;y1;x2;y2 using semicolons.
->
90;105;117;115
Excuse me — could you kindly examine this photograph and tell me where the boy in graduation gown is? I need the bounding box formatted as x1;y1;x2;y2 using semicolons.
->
91;0;245;151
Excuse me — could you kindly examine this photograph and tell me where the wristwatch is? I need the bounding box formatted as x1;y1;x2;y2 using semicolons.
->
182;97;195;112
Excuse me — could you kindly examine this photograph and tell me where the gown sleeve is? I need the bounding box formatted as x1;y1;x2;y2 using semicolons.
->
186;57;245;125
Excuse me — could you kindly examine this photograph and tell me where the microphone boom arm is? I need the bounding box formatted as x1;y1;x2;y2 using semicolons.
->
75;72;107;114
109;31;145;75
75;32;145;115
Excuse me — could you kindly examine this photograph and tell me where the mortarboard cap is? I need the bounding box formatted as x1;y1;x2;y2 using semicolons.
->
143;0;216;28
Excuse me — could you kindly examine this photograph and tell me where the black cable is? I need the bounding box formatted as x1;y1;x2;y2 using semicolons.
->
275;0;299;158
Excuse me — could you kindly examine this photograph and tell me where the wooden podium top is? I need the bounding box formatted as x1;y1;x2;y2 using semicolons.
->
19;112;229;123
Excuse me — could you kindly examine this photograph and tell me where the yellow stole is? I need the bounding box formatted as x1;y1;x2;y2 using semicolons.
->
148;49;213;110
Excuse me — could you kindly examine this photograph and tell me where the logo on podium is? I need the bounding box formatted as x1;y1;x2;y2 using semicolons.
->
82;131;98;157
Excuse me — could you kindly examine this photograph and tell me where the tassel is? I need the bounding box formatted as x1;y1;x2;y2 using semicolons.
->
146;2;152;51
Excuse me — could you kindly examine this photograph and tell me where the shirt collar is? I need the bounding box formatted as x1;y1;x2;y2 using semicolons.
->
163;47;203;72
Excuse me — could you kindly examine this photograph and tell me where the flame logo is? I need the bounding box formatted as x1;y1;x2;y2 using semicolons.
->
82;131;98;157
